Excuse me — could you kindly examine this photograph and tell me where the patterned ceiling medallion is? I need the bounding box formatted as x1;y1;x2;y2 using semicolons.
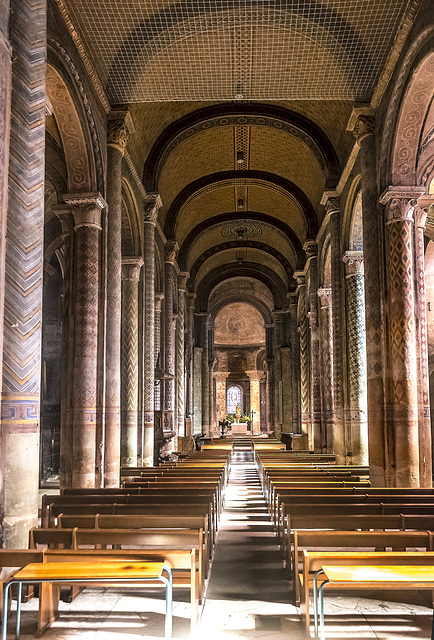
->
221;221;263;239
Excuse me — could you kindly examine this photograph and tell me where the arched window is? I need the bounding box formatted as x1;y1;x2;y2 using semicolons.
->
227;386;242;414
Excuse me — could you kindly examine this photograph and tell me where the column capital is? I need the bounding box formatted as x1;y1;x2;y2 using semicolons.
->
343;251;364;276
321;191;340;214
165;240;179;265
143;193;162;224
177;271;189;291
246;370;261;380
154;291;165;311
121;256;143;281
380;186;425;224
347;106;375;142
63;192;106;230
52;204;74;238
303;240;318;260
317;287;332;307
107;109;135;155
414;195;434;229
186;292;197;309
286;291;297;307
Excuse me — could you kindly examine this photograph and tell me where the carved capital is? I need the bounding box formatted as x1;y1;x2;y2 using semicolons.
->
52;204;74;239
352;115;375;144
144;193;162;225
63;192;106;230
154;292;165;311
186;292;197;309
107;110;135;155
414;195;434;229
323;196;340;216
177;271;189;291
317;287;332;307
165;240;179;264
343;251;364;277
380;186;425;224
286;292;297;307
303;240;318;260
121;256;143;281
294;271;305;289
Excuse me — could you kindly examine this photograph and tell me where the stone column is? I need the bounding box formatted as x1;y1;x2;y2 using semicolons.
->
176;271;188;438
288;293;301;433
142;194;161;466
64;193;105;488
265;323;274;431
53;207;74;489
215;372;227;426
324;195;346;459
317;288;334;454
153;292;164;413
121;257;143;466
185;293;196;420
247;370;261;434
296;274;310;441
104;110;134;486
272;312;283;439
414;197;433;487
0;0;45;546
305;241;321;451
343;251;368;466
380;187;423;487
163;240;178;437
351;113;387;485
198;314;210;435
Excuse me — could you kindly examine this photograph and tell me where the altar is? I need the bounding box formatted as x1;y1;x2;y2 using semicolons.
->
231;422;248;435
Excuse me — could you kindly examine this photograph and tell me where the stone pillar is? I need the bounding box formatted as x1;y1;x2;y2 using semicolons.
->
343;251;368;466
281;346;291;433
272;312;283;439
104;110;134;486
163;240;178;436
414;197;433;487
193;344;203;435
324;195;346;459
121;257;143;467
317;288;334;454
0;0;45;545
176;272;188;438
247;371;261;434
351;113;387;485
64;193;105;488
380;188;423;487
265;323;274;430
198;314;210;435
142;194;161;466
185;293;196;420
296;274;310;442
288;293;301;433
153;292;164;413
305;241;321;451
215;372;227;426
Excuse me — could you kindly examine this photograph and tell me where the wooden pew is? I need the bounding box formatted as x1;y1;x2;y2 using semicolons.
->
0;550;44;618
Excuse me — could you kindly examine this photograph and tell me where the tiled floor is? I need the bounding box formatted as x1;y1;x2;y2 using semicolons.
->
7;449;434;639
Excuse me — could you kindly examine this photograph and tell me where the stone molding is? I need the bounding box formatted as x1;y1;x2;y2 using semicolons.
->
414;195;434;229
343;251;364;277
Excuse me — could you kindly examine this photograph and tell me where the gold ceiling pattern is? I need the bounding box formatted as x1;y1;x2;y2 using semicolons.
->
60;0;415;102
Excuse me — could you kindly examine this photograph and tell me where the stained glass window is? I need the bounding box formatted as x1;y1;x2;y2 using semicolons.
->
227;386;241;414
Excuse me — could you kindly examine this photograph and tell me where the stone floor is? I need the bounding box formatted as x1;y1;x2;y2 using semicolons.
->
7;448;434;639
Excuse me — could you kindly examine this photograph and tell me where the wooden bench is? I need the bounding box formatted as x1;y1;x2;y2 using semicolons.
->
294;532;434;633
2;559;173;638
315;562;434;640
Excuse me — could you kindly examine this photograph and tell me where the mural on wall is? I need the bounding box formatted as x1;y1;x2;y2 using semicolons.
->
215;302;265;345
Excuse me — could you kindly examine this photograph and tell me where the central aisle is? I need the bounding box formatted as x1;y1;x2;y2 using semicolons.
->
198;443;304;639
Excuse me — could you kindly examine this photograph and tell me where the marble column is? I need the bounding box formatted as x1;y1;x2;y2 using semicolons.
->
104;110;134;486
64;193;106;488
380;187;423;487
247;370;261;434
343;251;368;466
317;288;334;454
305;241;321;451
288;293;301;433
142;194;161;466
1;0;45;546
325;195;346;460
352;114;387;486
296;274;310;442
176;271;188;438
121;257;143;467
414;197;433;487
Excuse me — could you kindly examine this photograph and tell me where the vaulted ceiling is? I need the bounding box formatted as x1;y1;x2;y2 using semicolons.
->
56;0;423;314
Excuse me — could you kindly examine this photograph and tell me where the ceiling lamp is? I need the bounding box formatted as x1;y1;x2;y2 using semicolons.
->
237;151;244;164
237;198;244;209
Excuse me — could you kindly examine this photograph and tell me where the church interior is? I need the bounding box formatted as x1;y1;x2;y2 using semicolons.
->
1;0;434;637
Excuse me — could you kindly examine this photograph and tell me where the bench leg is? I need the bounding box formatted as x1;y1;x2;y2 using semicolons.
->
2;582;12;640
15;582;22;639
162;568;173;638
